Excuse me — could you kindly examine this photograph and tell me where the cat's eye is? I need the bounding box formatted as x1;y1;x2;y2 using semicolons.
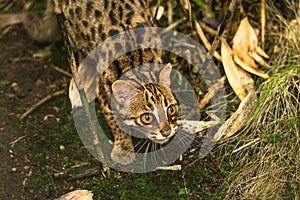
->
140;113;153;125
167;105;177;116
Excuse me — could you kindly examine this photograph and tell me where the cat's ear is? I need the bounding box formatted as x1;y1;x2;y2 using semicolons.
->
159;63;172;88
112;80;135;105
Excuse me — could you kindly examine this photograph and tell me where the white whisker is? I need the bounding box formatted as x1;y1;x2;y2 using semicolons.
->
143;142;151;170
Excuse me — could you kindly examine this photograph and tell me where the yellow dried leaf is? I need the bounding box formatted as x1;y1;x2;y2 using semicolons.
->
214;90;257;141
221;38;254;101
248;50;271;69
55;190;93;200
234;55;269;79
255;46;270;59
233;17;270;76
233;18;257;69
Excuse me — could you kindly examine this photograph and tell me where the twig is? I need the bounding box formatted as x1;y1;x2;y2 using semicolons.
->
0;26;13;40
9;135;27;147
53;0;105;162
164;17;186;31
198;21;217;36
199;75;226;110
260;0;266;48
232;138;260;153
201;0;241;70
209;0;241;57
50;64;72;77
194;19;222;61
167;1;173;24
20;89;65;120
185;75;226;119
156;165;182;171
66;166;101;181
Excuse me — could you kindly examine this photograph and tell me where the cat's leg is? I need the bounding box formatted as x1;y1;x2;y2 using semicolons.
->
111;129;135;165
99;96;136;165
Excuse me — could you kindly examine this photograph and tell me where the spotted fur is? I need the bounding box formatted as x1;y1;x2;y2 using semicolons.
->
58;0;179;165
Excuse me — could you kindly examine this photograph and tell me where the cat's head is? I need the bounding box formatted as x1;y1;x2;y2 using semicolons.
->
112;64;179;144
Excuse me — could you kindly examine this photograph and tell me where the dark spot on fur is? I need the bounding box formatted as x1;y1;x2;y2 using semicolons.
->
108;29;120;37
125;11;134;25
138;0;145;7
118;6;123;18
75;7;82;19
111;1;116;9
106;79;112;86
82;20;88;27
101;33;106;40
75;7;82;15
86;1;94;13
68;8;74;17
136;34;143;44
94;9;101;18
104;0;109;9
98;24;103;33
137;23;145;29
114;43;122;51
109;11;117;25
90;27;95;40
108;50;113;59
125;3;132;10
67;19;73;26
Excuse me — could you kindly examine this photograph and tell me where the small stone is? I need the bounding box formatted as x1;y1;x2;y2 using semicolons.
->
60;145;65;151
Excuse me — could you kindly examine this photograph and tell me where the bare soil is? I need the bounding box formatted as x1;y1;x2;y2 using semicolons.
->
0;26;72;199
0;25;225;200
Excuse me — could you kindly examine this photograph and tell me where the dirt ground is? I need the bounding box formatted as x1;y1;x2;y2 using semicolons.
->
0;24;225;200
0;1;231;199
0;26;73;199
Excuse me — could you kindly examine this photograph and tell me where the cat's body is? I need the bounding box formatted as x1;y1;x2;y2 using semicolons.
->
56;0;180;164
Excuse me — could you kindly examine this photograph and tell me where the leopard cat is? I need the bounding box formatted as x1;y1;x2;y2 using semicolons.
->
53;0;180;165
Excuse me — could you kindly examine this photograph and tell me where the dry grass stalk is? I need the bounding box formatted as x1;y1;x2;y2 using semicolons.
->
219;1;300;198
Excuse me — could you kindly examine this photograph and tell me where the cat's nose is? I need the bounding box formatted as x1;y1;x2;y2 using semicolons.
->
161;129;171;137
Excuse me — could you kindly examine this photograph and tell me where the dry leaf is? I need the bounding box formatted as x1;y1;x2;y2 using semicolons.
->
221;38;255;101
214;90;257;141
234;55;269;79
233;17;270;78
55;190;93;200
248;50;271;69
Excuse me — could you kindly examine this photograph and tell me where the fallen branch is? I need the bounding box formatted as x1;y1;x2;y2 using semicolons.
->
20;89;65;120
194;19;222;61
66;165;101;181
9;135;27;147
53;0;105;162
50;64;72;77
156;165;182;171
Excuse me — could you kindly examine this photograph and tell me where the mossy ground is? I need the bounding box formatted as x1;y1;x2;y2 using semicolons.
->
1;0;298;199
0;13;227;200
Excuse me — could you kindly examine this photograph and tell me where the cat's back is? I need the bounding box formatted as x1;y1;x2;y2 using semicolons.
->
60;0;155;54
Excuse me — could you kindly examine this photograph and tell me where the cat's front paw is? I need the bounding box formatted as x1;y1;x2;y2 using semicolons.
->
111;145;135;165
